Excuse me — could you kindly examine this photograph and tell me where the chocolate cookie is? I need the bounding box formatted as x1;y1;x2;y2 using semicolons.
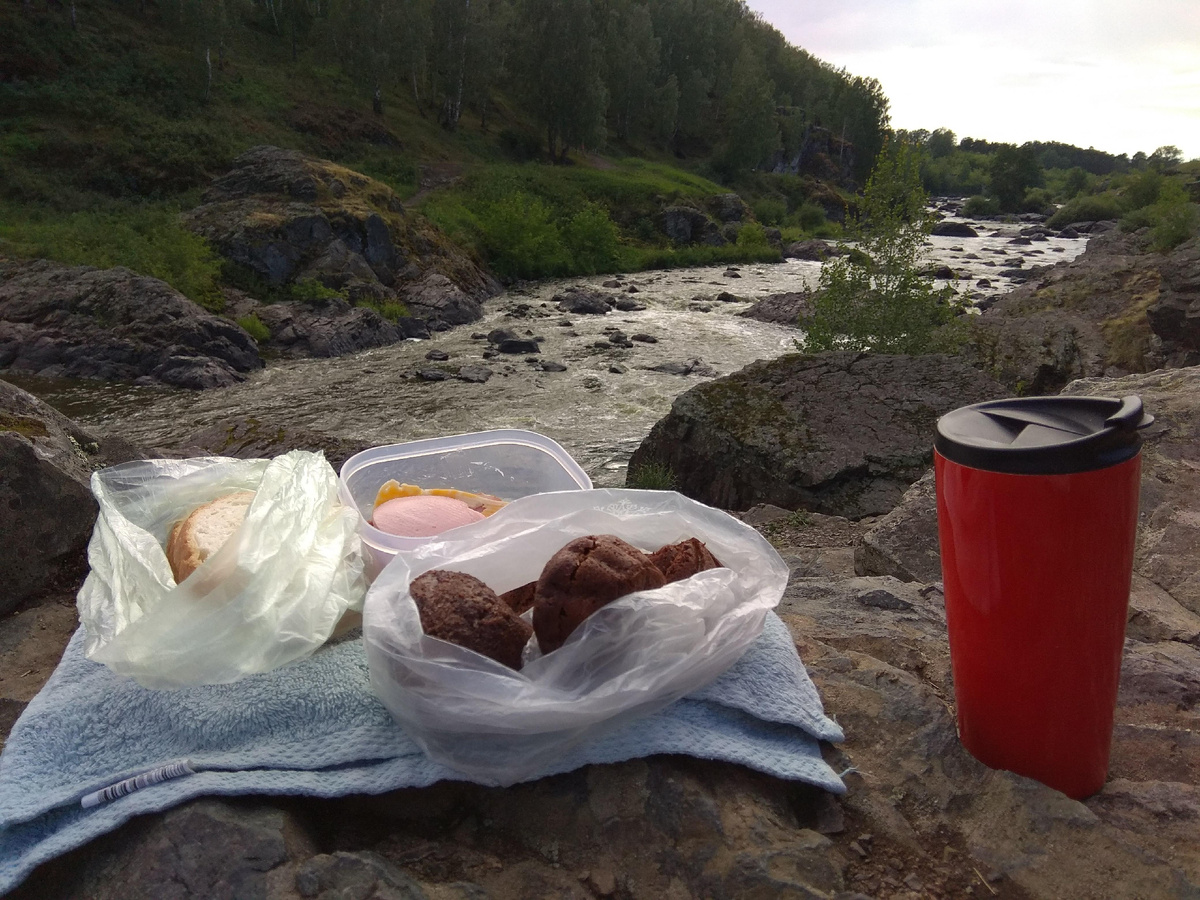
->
532;534;666;654
410;570;533;670
649;537;722;584
499;580;537;616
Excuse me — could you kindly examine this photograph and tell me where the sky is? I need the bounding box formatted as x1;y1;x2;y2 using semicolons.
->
744;0;1200;161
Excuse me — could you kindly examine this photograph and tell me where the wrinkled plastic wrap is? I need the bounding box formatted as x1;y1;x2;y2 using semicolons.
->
78;451;366;689
363;488;789;785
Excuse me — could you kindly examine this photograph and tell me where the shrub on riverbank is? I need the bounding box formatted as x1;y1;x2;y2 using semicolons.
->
1046;194;1123;229
422;160;784;279
797;142;960;355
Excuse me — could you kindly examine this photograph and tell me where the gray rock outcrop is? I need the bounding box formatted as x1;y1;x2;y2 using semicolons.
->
627;351;1005;518
184;146;498;334
0;380;141;613
658;206;723;246
963;231;1200;392
931;221;979;237
737;291;810;326
0;260;263;389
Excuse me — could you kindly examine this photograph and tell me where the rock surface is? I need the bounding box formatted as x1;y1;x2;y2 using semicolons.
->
627;351;1005;518
0;259;262;388
184;146;498;336
0;379;142;614
225;291;429;359
963;231;1200;393
3;353;1199;899
737;290;810;326
8;496;1197;899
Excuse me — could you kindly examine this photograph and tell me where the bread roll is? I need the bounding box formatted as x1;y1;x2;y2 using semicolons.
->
167;491;254;583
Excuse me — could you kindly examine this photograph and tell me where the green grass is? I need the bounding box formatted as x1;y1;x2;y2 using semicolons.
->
625;461;678;490
236;313;271;342
359;299;410;322
0;202;225;310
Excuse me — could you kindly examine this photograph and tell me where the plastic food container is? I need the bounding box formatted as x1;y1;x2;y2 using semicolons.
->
339;430;592;579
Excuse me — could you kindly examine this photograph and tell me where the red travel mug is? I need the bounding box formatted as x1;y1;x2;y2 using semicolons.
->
935;395;1151;799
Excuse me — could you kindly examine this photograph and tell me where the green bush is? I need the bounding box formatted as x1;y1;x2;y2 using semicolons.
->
795;202;828;233
0;203;224;310
1021;188;1055;215
962;194;999;217
1127;180;1200;251
562;203;620;274
797;142;958;355
1046;194;1122;229
1120;170;1163;212
736;222;769;248
237;313;271;343
751;197;787;226
358;299;410;321
289;278;344;304
474;191;569;280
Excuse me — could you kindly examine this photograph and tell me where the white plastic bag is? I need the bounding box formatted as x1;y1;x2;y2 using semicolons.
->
363;488;788;785
78;450;366;689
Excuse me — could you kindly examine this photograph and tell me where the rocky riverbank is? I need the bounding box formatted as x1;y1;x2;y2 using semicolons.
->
3;168;1199;897
2;359;1198;897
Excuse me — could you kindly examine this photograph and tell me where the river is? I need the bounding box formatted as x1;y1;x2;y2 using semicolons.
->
11;214;1085;487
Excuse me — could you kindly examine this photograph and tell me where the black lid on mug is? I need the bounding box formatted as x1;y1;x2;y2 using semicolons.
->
935;395;1153;475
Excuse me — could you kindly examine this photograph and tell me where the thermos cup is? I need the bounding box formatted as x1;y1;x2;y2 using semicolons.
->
934;395;1152;799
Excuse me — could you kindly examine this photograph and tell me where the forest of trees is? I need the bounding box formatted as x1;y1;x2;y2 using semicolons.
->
159;0;891;181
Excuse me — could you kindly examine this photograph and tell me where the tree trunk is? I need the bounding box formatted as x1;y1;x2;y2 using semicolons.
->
411;70;426;118
70;0;77;28
204;47;212;101
372;84;383;116
447;0;468;133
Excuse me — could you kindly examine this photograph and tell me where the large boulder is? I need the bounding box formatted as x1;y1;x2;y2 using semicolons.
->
737;291;810;326
782;239;839;261
184;146;497;333
658;206;720;245
0;380;142;613
627;351;1005;518
0;260;263;389
1145;235;1200;364
856;366;1200;618
963;229;1200;392
931;221;979;237
708;192;748;223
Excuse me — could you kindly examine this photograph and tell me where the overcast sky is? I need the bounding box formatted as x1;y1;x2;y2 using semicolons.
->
744;0;1200;161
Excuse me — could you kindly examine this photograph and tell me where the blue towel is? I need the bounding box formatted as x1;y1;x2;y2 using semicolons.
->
0;612;843;895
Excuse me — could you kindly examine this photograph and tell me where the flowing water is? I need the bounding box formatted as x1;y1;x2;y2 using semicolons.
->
12;215;1085;487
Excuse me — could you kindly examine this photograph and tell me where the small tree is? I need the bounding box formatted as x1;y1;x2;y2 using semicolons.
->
797;140;959;355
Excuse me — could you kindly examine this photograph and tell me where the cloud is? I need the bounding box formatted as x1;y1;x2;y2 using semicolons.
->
744;0;1200;158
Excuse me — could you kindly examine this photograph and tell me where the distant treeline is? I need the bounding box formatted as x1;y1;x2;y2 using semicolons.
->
895;127;1187;210
93;0;884;181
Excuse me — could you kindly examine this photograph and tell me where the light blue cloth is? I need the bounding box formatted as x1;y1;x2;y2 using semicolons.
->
0;613;843;894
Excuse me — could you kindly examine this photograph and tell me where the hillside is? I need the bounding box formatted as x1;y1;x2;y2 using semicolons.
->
0;0;892;300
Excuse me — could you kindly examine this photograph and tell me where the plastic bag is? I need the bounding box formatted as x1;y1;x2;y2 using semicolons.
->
78;450;366;689
363;488;788;785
